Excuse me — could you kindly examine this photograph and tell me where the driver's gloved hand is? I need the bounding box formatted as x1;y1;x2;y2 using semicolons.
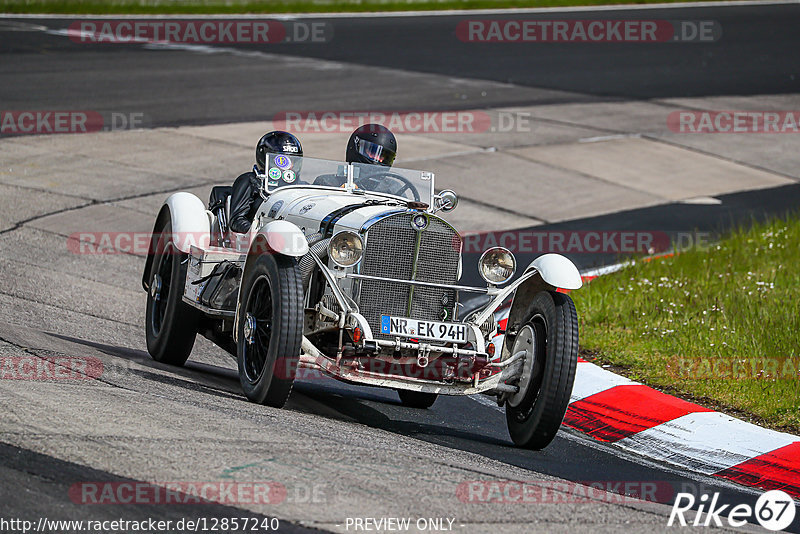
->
229;218;252;234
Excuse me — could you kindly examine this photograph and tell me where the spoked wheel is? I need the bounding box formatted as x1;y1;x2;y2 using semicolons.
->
145;220;199;365
236;252;303;408
241;276;274;382
505;290;578;450
397;389;438;409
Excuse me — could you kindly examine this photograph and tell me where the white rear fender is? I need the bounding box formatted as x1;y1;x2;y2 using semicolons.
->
163;192;211;253
526;253;582;290
256;220;309;257
142;192;210;291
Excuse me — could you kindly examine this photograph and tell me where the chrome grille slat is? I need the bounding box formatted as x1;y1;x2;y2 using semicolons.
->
359;213;461;339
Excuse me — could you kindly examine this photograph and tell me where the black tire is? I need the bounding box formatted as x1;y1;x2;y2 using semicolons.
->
505;290;578;450
145;220;199;365
236;252;303;408
397;389;438;409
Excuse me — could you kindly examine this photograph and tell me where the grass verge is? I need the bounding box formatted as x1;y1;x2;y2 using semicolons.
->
572;216;800;433
0;0;726;15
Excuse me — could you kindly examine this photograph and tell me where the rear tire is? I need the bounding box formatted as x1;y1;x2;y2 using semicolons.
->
397;389;438;409
505;290;578;450
145;220;199;365
236;252;303;408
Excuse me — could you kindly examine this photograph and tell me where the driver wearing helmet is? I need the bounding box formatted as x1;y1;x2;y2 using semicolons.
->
229;131;303;234
312;124;397;189
346;123;397;167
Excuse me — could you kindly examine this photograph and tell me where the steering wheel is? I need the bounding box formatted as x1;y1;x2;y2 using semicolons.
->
355;171;421;202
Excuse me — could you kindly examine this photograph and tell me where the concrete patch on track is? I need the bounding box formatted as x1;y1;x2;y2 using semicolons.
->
0;183;86;233
511;136;793;201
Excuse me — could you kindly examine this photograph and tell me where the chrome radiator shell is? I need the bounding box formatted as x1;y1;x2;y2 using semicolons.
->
357;212;462;339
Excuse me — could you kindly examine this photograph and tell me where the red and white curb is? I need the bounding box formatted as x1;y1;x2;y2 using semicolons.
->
492;263;800;499
566;360;800;499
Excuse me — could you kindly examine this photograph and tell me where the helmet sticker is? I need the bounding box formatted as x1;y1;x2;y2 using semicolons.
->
268;167;282;180
274;155;292;170
282;144;299;153
283;170;297;183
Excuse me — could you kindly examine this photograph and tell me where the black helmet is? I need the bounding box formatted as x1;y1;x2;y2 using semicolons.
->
346;124;397;167
256;131;302;173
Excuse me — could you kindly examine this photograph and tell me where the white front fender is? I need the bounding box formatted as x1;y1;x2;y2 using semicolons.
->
526;253;582;290
257;220;309;257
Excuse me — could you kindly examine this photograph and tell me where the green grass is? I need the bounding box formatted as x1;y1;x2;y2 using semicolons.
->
572;217;800;432
0;0;731;14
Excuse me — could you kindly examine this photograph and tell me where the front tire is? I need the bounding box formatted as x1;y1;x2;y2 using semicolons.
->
236;252;303;408
145;220;199;365
397;389;438;409
505;290;578;450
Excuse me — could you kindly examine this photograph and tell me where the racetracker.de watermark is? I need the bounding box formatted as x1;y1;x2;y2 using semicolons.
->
67;19;332;44
461;230;713;255
457;20;721;42
68;232;297;255
0;355;103;380
668;111;800;133
67;230;713;256
69;482;286;505
456;480;675;504
0;111;146;135
666;356;800;381
272;110;533;134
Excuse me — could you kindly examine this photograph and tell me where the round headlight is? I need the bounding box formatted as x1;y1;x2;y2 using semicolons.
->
328;231;364;267
479;247;516;285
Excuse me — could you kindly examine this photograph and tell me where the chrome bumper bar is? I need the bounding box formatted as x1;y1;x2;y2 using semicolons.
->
346;273;493;294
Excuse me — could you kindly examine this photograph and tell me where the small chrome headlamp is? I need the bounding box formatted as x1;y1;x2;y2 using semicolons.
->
328;231;364;267
478;247;516;285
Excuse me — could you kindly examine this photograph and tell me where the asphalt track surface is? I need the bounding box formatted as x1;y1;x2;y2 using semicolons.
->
2;4;800;533
2;3;800;126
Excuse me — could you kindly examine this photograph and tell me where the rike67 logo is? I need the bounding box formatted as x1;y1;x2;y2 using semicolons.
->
668;490;796;531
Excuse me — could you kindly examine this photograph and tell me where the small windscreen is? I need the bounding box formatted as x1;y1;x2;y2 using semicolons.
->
262;156;434;207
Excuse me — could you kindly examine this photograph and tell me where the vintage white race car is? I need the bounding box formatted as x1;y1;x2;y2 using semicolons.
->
142;155;582;449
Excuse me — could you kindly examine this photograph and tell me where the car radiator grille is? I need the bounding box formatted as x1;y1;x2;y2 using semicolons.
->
358;213;461;340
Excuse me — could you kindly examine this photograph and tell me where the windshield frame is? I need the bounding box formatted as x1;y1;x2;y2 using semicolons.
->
259;155;435;207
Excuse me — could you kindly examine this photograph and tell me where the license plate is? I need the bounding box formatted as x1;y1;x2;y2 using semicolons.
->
380;315;468;343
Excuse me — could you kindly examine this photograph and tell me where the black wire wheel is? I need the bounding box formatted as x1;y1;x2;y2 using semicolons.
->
505;290;579;450
236;252;303;408
145;219;199;365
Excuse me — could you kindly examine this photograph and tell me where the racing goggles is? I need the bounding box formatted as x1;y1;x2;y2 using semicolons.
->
354;138;396;166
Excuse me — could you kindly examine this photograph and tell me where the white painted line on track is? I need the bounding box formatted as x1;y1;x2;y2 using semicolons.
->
2;1;798;19
581;261;629;278
470;393;504;413
579;133;642;143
